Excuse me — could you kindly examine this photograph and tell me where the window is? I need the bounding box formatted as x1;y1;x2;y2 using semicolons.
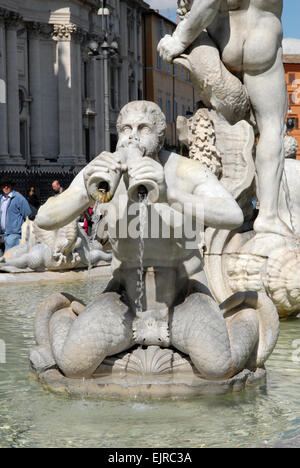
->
138;85;143;100
181;66;185;80
20;120;28;160
289;73;296;84
174;100;178;121
157;52;162;70
182;104;186;116
114;17;120;35
127;8;134;51
289;93;295;106
287;117;299;130
158;19;164;39
110;66;115;109
85;128;90;163
158;96;163;112
83;62;89;99
166;99;171;122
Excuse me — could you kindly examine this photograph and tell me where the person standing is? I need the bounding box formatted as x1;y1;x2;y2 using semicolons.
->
0;178;32;252
26;186;40;220
83;204;94;237
51;180;64;196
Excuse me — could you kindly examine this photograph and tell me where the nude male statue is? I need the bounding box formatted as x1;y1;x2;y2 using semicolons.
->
34;101;278;380
158;0;289;237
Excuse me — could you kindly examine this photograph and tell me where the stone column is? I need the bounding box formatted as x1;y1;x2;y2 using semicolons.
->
28;22;43;164
6;12;22;158
95;50;104;154
119;2;129;107
73;37;84;164
53;24;84;165
0;9;8;156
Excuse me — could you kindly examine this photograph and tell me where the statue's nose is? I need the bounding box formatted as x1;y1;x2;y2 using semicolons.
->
129;130;139;141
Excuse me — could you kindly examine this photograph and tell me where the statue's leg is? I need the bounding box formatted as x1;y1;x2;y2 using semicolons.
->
49;292;134;378
244;48;292;236
170;292;266;380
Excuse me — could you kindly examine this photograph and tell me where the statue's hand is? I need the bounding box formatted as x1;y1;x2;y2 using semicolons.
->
158;34;186;63
84;152;125;202
128;157;165;187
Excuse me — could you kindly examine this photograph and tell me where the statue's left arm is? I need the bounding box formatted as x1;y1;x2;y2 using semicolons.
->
158;0;222;62
167;164;244;230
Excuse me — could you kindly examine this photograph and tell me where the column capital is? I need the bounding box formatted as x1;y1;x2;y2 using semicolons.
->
0;8;6;24
52;23;85;43
4;10;22;29
27;21;42;38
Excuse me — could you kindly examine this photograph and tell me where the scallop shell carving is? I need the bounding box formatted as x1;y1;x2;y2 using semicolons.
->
103;346;193;376
224;245;300;318
263;247;300;318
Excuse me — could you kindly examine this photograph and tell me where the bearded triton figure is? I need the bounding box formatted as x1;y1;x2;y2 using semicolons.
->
31;101;278;385
158;0;290;238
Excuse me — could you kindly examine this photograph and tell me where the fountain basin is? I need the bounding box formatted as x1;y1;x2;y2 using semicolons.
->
0;278;299;447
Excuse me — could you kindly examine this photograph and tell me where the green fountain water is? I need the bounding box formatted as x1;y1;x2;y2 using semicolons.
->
0;278;299;448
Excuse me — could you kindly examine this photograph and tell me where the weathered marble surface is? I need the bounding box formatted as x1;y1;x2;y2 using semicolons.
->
30;348;266;399
30;101;279;397
204;229;300;319
158;0;290;238
177;109;300;319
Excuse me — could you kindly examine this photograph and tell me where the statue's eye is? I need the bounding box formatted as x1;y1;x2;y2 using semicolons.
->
121;125;131;134
139;124;152;135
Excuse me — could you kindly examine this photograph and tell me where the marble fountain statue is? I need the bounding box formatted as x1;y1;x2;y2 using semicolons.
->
0;217;111;272
29;0;299;398
29;100;280;398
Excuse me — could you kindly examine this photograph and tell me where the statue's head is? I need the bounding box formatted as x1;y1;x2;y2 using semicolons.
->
116;101;166;157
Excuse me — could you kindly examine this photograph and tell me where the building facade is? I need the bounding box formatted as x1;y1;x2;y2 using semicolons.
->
142;10;194;149
284;56;300;160
0;0;147;200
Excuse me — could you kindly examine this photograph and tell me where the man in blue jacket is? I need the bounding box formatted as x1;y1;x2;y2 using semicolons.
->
0;178;32;252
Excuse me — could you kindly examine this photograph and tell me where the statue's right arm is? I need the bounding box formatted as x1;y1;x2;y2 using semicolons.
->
173;0;222;49
36;151;126;230
36;170;91;230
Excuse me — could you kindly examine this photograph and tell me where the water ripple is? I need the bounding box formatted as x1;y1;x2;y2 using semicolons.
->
0;279;299;447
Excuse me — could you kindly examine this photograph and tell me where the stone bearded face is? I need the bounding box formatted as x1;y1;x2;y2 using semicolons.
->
116;101;166;159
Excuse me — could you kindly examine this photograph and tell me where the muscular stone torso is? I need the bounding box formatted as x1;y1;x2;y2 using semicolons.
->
208;0;283;73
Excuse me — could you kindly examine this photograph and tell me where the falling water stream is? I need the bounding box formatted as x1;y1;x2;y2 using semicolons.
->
135;193;148;314
86;201;103;302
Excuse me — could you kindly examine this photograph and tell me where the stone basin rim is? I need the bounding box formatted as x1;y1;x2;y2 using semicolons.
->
30;367;267;400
